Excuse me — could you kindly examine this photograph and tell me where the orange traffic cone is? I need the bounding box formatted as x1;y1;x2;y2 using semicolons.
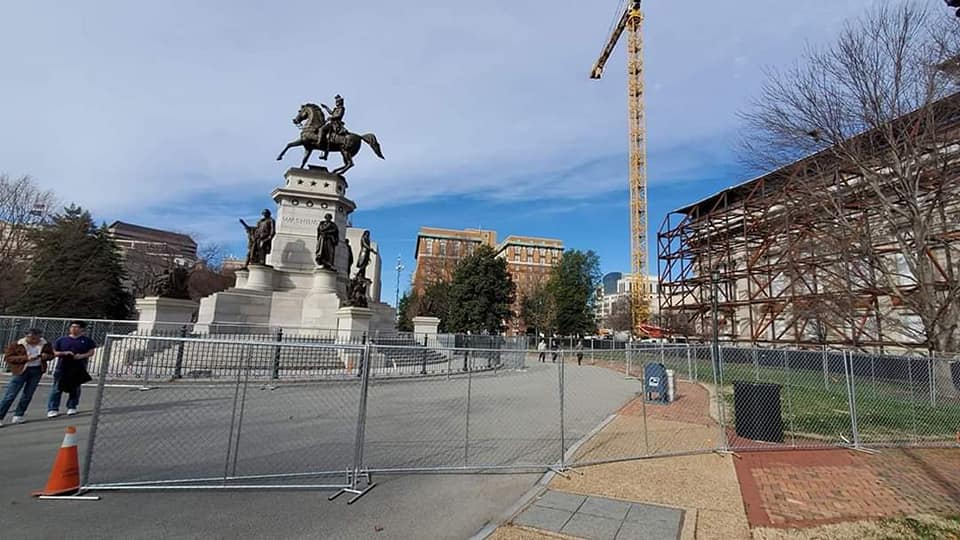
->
32;426;81;497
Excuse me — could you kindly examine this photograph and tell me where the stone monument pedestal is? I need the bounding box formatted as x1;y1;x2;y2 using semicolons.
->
338;306;373;370
413;316;442;349
300;268;342;328
245;264;275;292
129;296;199;365
233;268;249;289
194;166;396;334
135;297;198;334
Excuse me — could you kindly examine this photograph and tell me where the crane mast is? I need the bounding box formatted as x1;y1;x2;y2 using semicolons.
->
590;1;651;334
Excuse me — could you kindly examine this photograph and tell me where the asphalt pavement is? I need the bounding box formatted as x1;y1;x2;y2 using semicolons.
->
0;362;639;539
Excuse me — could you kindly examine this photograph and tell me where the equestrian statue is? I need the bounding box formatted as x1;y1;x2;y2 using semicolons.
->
275;95;384;176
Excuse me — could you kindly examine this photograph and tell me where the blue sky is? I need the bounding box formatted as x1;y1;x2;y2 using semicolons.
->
2;0;924;307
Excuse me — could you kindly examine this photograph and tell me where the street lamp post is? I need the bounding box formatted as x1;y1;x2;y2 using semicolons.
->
395;255;404;322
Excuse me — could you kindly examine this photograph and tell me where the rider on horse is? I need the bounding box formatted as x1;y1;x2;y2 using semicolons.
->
318;95;346;160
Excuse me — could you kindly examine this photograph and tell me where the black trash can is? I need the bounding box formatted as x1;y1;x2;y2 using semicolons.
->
732;381;784;443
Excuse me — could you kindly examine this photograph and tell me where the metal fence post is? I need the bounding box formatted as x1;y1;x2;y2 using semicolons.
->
462;349;469;372
907;358;919;445
420;334;428;375
626;343;632;379
783;349;796;448
928;357;936;407
464;357;472;467
686;344;693;382
842;350;861;449
559;349;566;468
272;328;283;380
174;325;187;379
752;348;760;382
141;341;154;390
640;361;650;456
822;347;830;391
81;335;114;489
230;346;253;478
713;346;728;452
223;344;247;483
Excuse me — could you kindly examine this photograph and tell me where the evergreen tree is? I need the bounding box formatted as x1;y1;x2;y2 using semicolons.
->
397;291;415;332
445;245;515;334
14;205;133;319
547;250;601;337
419;281;453;332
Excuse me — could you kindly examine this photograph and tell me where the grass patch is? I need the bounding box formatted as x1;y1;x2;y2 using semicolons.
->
880;515;960;539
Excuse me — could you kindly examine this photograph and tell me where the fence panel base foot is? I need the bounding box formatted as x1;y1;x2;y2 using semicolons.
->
37;495;101;501
329;482;377;504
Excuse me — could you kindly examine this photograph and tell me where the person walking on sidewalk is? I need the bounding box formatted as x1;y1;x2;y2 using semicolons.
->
537;339;547;362
0;328;54;426
575;339;584;366
47;321;97;418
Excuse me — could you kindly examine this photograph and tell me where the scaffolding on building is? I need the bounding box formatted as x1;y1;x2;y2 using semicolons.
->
656;93;960;352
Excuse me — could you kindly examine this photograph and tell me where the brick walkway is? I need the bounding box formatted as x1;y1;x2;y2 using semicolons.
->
734;447;960;528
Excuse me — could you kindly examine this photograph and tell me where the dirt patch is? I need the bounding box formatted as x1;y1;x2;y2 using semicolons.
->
752;514;960;539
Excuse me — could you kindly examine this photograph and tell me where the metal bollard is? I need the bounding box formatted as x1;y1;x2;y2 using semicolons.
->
174;325;187;379
420;334;428;375
272;328;283;380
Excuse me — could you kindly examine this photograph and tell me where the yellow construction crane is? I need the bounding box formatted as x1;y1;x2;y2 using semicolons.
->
590;0;651;335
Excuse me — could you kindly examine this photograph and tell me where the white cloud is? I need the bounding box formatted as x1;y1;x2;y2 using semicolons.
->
0;0;909;219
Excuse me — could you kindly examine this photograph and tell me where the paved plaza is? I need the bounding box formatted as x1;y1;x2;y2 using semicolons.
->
512;490;684;540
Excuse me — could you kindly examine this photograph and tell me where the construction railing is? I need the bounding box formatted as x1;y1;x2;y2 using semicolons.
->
38;333;958;497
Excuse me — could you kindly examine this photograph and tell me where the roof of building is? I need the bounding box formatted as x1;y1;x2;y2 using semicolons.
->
669;91;960;218
414;227;496;259
107;221;197;248
494;235;564;255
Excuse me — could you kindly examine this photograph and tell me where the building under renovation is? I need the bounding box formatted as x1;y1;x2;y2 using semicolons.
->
657;93;960;352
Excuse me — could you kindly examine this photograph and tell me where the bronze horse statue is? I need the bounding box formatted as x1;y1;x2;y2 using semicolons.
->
275;103;384;175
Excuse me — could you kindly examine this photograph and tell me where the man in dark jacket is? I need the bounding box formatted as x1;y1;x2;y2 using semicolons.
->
47;321;97;418
1;328;54;426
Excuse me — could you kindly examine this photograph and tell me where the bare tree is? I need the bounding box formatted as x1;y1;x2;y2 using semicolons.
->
520;283;555;337
740;4;960;392
604;296;634;333
0;175;56;313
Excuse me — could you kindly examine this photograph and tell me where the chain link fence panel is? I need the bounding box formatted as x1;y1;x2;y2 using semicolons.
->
84;335;362;490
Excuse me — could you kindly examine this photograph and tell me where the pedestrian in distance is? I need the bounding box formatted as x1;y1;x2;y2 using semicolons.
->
0;328;54;426
537;339;547;362
47;321;97;418
576;339;584;366
551;342;559;364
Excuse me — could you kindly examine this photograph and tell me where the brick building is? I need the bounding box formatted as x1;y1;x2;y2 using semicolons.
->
412;227;497;294
411;226;564;334
106;221;198;295
494;235;565;335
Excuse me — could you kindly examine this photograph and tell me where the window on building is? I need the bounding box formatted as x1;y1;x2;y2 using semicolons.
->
514;249;520;262
453;242;460;255
527;247;533;256
425;238;433;255
439;240;446;256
